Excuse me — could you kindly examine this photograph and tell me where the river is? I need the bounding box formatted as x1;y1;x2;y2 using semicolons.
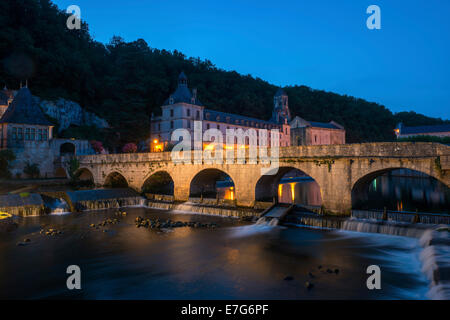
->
0;207;430;299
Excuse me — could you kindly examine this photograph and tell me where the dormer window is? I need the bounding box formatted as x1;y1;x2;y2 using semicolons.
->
169;97;174;104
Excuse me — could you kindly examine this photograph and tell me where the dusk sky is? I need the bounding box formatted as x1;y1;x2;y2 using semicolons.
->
53;0;450;119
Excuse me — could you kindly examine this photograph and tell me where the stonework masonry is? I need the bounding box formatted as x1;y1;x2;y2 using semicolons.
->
76;142;450;215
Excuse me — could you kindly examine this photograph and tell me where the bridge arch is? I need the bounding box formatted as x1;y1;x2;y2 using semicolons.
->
142;171;174;195
255;166;322;205
104;171;129;188
189;168;236;199
74;167;95;185
351;167;450;212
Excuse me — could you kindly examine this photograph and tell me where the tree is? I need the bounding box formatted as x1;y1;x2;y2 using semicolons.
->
0;150;16;179
23;162;40;179
66;157;80;181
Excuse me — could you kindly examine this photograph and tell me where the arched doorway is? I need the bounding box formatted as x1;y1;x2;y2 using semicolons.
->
255;167;322;206
352;168;450;213
60;142;76;157
142;171;174;195
104;172;128;188
189;169;235;200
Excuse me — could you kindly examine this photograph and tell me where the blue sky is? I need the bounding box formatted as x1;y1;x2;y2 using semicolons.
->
53;0;450;119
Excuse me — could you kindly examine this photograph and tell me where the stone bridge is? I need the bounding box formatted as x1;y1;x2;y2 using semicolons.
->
75;142;450;214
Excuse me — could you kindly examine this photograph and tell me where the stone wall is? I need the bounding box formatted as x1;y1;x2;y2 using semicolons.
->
76;142;450;214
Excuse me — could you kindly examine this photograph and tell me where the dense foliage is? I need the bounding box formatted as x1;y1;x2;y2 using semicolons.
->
0;0;448;147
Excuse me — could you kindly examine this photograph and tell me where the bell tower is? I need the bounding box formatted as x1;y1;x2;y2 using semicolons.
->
271;88;291;124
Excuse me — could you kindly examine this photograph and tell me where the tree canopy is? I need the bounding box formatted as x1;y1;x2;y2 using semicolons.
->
1;0;448;147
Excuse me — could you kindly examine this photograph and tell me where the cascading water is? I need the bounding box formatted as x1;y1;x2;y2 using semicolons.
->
418;227;450;300
286;210;450;300
255;216;279;226
341;217;429;238
48;198;70;215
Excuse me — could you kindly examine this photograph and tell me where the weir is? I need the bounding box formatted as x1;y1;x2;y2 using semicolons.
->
256;203;295;226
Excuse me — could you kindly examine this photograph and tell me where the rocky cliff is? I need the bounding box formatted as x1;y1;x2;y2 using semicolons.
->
33;97;109;132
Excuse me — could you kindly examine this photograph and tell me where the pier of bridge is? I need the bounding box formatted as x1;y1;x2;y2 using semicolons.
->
75;142;450;215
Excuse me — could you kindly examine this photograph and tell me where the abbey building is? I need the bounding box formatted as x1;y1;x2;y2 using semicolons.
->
150;73;345;151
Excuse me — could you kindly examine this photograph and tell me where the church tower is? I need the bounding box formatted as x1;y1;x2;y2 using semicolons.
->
271;88;291;124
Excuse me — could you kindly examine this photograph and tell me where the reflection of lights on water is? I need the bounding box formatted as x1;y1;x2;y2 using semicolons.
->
290;183;296;202
278;184;283;198
397;201;403;211
230;187;234;200
373;179;377;191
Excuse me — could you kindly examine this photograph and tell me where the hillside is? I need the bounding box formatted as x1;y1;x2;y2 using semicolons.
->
0;0;448;148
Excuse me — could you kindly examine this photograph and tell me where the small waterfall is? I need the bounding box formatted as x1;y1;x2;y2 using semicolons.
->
341;218;428;238
75;196;145;211
255;216;280;226
148;201;258;219
418;227;450;300
48;198;70;215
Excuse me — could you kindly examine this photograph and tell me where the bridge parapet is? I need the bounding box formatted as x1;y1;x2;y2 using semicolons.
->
281;142;449;158
77;142;449;164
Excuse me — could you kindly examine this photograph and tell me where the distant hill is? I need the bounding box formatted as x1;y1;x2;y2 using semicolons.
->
0;0;448;148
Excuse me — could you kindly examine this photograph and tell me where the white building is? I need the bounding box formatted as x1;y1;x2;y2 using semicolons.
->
150;72;291;151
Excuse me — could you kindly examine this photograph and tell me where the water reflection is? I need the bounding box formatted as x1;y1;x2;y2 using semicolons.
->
278;178;322;206
362;170;449;213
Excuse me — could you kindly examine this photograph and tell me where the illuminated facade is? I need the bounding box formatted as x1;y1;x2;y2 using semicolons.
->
150;73;291;151
290;116;345;146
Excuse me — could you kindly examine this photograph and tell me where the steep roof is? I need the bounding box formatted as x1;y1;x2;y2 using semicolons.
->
163;72;203;106
204;109;281;128
0;87;53;126
308;121;341;129
290;116;343;130
400;124;450;135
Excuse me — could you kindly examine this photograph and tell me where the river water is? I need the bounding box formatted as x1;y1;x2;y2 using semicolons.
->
0;207;430;299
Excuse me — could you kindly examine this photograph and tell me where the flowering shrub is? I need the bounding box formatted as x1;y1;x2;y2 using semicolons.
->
122;143;138;153
90;140;104;154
